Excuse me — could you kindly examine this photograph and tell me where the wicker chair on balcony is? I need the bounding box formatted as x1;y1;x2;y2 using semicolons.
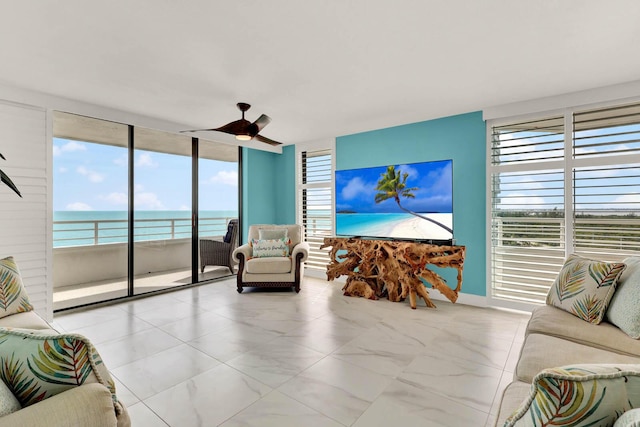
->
200;219;239;274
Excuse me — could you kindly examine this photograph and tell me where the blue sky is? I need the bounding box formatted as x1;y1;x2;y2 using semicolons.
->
335;159;453;214
53;138;238;211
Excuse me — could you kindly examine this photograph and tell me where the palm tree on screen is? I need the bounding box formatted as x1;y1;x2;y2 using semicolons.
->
374;165;451;233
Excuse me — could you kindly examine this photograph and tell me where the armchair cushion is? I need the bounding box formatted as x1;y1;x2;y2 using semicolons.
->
245;257;292;274
258;228;288;241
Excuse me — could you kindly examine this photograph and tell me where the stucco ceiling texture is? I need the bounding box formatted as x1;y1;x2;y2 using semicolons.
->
1;1;639;145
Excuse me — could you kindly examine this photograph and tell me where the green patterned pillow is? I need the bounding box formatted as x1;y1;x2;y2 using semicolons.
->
0;378;20;416
546;254;626;324
505;364;640;426
615;408;640;426
607;257;640;339
0;328;124;418
0;256;33;319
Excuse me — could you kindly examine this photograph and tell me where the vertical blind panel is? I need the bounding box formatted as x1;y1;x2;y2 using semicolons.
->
573;164;640;260
491;116;564;165
574;103;640;159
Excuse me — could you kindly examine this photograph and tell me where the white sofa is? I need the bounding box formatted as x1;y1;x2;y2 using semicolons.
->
495;256;640;425
0;310;131;427
233;224;310;293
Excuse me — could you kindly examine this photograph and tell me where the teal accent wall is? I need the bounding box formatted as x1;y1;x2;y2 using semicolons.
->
336;111;486;296
241;146;296;241
274;145;296;224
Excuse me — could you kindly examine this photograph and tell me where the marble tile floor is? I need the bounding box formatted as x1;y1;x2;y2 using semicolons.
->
53;276;530;427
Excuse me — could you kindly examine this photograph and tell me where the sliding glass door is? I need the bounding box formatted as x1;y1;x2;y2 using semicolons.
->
133;128;193;295
52;113;239;309
52;112;130;309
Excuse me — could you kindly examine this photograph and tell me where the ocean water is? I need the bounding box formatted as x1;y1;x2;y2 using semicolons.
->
53;210;237;247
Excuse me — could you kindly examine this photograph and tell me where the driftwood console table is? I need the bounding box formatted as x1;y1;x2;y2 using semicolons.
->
321;237;466;309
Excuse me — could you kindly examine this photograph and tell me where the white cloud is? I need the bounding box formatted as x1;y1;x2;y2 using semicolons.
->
54;141;87;157
77;166;105;183
341;177;368;200
136;153;158;168
99;192;128;205
59;167;68;173
179;205;190;211
113;154;127;166
207;170;238;186
66;202;92;211
134;184;144;192
135;192;165;210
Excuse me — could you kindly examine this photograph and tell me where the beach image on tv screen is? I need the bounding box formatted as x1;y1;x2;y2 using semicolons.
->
335;159;453;240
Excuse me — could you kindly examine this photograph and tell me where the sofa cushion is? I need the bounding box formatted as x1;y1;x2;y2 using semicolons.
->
607;256;640;339
546;254;625;324
0;311;54;331
245;257;292;274
251;238;290;258
0;328;124;418
0;378;20;416
0;383;119;427
505;364;640;426
526;305;640;358
515;333;640;383
495;381;531;427
0;257;34;319
248;224;302;252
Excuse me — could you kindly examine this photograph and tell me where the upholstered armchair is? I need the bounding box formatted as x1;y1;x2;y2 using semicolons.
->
232;224;310;293
200;219;239;274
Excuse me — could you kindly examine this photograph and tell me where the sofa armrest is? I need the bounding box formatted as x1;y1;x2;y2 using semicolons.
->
233;243;252;262
292;241;310;262
0;383;125;427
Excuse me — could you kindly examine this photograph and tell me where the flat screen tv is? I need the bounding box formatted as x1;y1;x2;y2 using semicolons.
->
335;159;453;243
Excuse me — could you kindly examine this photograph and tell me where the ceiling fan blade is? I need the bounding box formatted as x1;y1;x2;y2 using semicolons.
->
255;134;282;146
250;114;271;135
212;119;251;135
179;128;217;133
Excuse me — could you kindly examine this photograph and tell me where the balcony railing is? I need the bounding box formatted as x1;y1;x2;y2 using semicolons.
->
53;216;235;248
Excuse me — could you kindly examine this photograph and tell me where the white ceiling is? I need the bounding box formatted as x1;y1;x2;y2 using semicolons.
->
2;1;640;146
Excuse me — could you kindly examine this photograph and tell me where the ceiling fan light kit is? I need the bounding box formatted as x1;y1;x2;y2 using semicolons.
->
181;103;282;146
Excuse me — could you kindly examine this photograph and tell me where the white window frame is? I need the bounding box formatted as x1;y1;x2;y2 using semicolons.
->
295;139;336;277
487;98;640;312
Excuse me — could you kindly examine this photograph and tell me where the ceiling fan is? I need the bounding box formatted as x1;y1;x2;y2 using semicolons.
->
181;102;282;146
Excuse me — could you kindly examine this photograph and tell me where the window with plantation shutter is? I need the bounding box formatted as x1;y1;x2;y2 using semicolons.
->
297;146;334;271
490;102;640;308
490;116;567;305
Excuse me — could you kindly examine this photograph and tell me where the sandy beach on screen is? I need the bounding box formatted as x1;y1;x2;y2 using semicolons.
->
390;214;453;240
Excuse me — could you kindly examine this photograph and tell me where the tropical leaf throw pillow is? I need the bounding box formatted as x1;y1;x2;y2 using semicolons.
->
546;254;626;324
0;328;125;418
0;256;33;319
505;364;640;427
